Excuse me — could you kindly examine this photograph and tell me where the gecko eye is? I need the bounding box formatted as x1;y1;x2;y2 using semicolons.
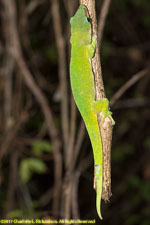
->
87;17;90;22
86;17;91;23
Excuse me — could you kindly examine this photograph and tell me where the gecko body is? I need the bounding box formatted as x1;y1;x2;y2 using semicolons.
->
70;5;114;219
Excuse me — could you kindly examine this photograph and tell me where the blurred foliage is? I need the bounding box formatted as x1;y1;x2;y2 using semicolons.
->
0;0;150;224
32;140;53;156
20;157;47;184
19;140;52;183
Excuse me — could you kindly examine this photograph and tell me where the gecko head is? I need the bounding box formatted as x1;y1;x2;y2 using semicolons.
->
79;5;90;19
70;5;91;30
70;5;91;44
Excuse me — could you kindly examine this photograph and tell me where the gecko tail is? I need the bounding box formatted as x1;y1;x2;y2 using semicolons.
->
83;115;103;219
96;173;103;220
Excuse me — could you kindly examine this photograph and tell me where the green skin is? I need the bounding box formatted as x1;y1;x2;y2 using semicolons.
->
70;5;114;219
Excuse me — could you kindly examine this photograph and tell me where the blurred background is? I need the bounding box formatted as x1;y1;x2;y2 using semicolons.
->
0;0;150;224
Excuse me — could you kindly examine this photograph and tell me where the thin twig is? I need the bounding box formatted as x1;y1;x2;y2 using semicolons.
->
1;0;63;215
63;0;76;18
72;121;85;172
5;150;20;214
64;180;72;219
111;68;150;106
0;111;28;162
112;98;150;109
26;0;46;15
97;0;112;49
67;96;77;168
3;54;14;131
51;0;69;159
72;172;80;219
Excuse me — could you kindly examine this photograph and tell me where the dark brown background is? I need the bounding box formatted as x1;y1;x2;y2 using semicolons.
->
0;0;150;224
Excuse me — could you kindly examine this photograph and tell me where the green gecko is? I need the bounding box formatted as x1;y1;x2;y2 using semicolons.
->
70;5;114;219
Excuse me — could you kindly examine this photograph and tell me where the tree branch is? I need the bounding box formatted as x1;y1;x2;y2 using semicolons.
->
80;0;114;201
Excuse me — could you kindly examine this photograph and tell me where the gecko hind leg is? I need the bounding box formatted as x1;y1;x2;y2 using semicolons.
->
93;98;114;123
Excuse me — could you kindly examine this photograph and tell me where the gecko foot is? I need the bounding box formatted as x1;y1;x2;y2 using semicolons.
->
93;98;115;125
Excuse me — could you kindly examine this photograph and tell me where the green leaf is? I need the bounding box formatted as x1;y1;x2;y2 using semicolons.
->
28;158;47;174
32;140;53;155
20;158;47;184
20;159;32;184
